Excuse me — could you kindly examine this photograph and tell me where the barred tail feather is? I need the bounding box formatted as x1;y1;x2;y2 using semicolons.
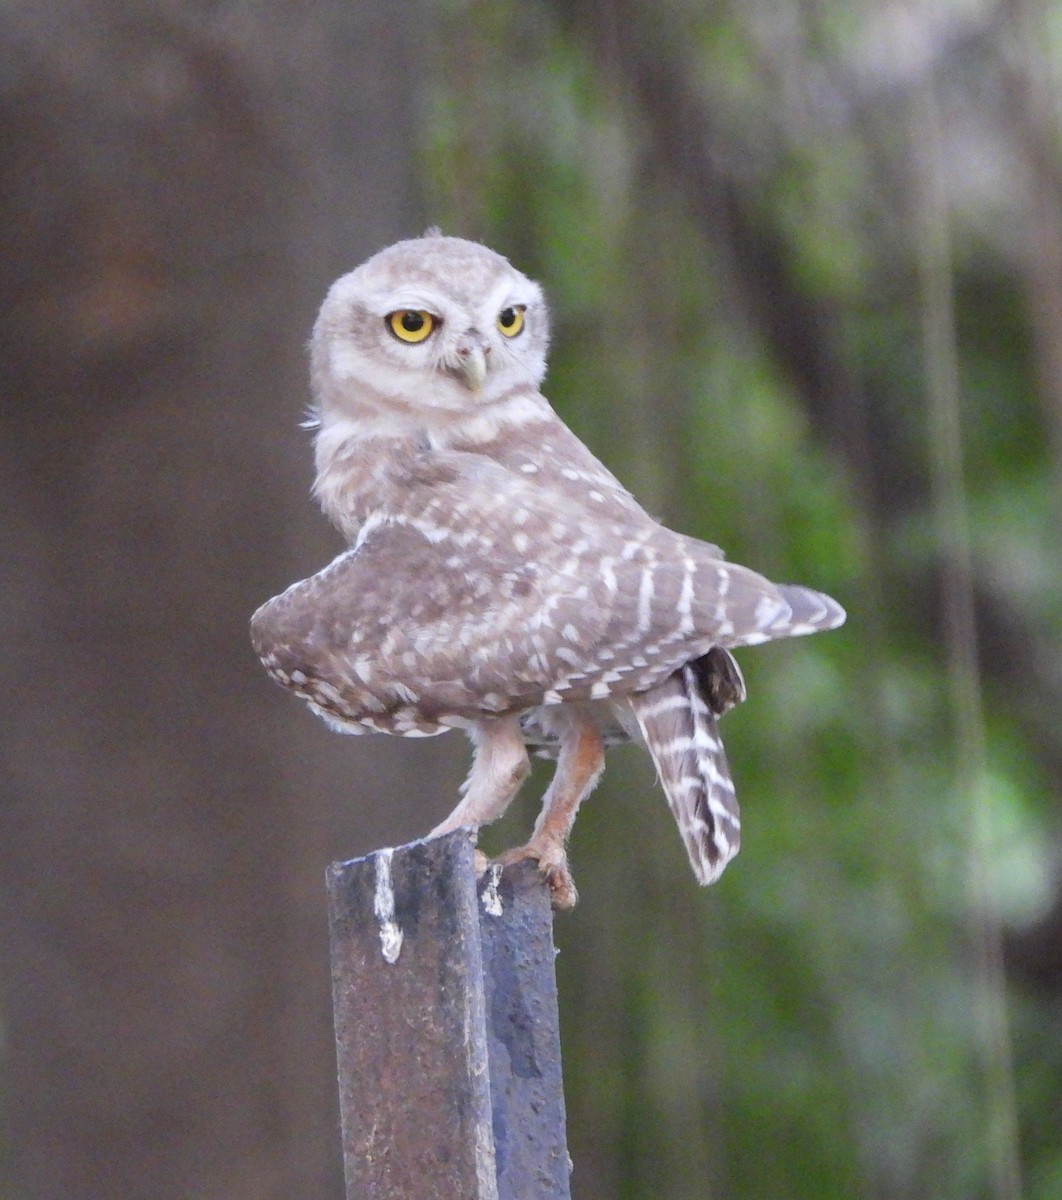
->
630;667;741;885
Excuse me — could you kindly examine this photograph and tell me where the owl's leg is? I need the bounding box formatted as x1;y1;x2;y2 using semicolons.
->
497;711;604;910
428;716;531;839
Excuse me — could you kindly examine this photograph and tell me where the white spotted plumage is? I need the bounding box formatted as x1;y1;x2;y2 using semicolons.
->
250;232;846;908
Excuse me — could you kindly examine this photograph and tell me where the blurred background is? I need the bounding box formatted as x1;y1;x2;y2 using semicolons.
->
2;1;1060;1197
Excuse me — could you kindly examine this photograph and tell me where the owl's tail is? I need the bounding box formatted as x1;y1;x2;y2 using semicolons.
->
630;649;744;885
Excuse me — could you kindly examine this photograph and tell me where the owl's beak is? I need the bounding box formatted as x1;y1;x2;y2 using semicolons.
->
451;335;490;392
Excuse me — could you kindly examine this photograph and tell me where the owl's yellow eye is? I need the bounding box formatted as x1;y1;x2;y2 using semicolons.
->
497;305;526;338
388;310;436;343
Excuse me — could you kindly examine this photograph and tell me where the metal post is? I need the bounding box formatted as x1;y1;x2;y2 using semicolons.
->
326;829;572;1200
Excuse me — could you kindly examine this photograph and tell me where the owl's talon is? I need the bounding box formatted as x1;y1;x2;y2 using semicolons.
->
495;842;578;910
543;864;578;911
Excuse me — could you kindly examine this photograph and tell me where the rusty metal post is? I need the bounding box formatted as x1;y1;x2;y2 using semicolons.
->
326;829;572;1200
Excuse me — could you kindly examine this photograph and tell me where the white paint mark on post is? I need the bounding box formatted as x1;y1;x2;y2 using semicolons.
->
481;863;504;917
373;848;403;963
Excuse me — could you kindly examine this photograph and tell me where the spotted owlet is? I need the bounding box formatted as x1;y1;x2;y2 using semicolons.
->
250;232;846;908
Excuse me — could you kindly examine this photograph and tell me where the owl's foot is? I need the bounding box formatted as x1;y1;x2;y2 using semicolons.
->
496;839;578;910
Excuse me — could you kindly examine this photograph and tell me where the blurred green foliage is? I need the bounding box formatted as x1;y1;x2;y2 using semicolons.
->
424;2;1062;1197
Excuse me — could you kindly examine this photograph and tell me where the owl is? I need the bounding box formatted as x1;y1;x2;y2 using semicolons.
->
250;231;845;908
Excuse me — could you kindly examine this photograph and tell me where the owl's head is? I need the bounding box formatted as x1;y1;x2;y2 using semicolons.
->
309;232;550;430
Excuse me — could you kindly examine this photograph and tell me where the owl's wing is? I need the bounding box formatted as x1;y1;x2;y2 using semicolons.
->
252;495;616;727
251;454;843;727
